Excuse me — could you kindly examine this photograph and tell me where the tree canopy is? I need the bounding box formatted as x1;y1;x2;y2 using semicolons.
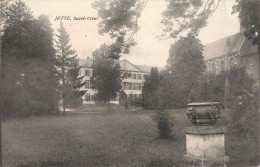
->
90;44;124;104
1;1;59;116
142;67;159;110
160;34;206;107
162;0;222;39
92;0;146;55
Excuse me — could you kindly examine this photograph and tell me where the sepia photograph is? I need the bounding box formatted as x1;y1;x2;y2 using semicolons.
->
0;0;259;166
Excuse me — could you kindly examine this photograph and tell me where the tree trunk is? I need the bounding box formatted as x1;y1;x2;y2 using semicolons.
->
0;29;3;167
62;76;65;115
62;59;66;115
107;101;110;111
258;29;260;164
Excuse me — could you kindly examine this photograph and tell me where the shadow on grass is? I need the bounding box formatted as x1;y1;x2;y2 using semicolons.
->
15;161;69;167
146;158;184;167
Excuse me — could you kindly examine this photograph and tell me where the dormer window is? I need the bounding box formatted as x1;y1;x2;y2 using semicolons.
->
85;70;89;76
85;70;91;76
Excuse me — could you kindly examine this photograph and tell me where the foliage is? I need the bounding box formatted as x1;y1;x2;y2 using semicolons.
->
131;96;142;107
153;110;174;139
119;90;127;106
92;0;145;54
226;88;258;165
192;67;258;165
194;67;255;103
233;0;260;45
0;0;11;35
162;0;221;39
142;67;159;110
1;1;59;116
233;4;260;152
55;22;85;112
160;34;205;108
90;44;124;104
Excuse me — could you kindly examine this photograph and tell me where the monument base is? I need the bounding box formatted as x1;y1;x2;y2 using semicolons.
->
185;126;229;167
184;155;229;167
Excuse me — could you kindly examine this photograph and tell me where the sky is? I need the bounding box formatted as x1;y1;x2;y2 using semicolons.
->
24;0;240;67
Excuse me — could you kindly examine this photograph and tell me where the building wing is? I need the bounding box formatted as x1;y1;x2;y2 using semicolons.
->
203;33;245;60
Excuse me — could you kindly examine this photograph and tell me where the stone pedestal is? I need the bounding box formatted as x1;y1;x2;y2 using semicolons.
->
184;126;229;167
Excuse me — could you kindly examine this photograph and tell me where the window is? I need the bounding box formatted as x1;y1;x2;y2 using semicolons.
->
131;74;135;79
129;82;132;90
133;83;137;90
134;74;136;79
138;83;142;90
220;61;225;71
85;94;91;101
244;59;250;68
211;63;216;74
230;58;235;68
138;74;142;79
85;70;89;76
85;80;90;88
123;82;127;90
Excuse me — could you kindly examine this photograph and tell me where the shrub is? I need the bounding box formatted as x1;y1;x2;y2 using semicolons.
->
131;97;142;107
192;67;258;166
226;91;259;166
153;110;174;139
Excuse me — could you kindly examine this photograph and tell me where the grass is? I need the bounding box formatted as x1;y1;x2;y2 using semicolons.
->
2;107;258;166
2;109;188;167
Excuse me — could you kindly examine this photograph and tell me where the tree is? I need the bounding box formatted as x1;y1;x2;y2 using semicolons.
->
162;0;221;39
161;34;206;108
193;67;258;165
55;22;84;114
92;0;146;55
90;44;124;109
1;1;59;116
65;63;86;108
142;67;159;110
232;0;260;162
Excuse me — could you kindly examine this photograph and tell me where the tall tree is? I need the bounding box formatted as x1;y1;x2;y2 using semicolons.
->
1;1;59;116
55;22;84;114
161;34;206;107
232;0;260;162
90;44;124;108
142;67;159;110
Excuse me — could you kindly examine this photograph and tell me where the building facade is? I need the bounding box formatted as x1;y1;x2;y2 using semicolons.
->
203;30;259;81
78;58;155;104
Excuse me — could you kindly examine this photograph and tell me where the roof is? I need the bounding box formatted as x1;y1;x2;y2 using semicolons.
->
79;58;93;68
203;33;245;60
135;65;152;73
119;59;163;73
79;58;163;73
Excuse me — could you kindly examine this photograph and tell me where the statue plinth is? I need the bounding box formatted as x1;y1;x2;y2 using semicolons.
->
185;102;229;166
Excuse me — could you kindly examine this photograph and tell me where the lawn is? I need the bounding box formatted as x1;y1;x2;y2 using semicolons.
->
2;107;258;167
2;109;188;167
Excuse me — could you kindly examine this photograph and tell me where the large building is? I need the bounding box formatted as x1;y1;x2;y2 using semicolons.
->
203;28;259;80
78;58;157;104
